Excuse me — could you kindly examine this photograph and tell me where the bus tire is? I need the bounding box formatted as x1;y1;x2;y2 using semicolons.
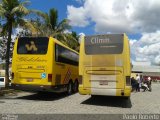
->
67;81;73;95
73;80;79;93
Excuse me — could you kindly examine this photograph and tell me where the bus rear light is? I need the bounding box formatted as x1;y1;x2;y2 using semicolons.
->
126;76;131;86
48;74;52;82
12;73;14;79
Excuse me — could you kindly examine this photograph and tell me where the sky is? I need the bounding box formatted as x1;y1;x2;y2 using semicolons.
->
2;0;160;66
29;0;160;66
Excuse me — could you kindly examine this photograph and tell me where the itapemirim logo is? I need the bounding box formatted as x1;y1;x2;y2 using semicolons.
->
25;41;38;51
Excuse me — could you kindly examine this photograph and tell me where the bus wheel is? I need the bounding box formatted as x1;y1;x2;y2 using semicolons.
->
67;81;73;95
73;80;79;93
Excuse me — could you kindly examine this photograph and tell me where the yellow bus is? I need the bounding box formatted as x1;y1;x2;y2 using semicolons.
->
11;37;79;94
79;34;131;97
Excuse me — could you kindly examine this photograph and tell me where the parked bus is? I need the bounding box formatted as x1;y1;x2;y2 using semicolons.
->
79;34;131;97
11;37;79;94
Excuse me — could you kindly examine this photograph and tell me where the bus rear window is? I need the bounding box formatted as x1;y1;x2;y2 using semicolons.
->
17;37;49;54
85;34;124;55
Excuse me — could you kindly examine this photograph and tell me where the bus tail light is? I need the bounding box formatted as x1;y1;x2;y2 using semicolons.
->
126;76;131;86
78;75;82;84
48;74;52;82
12;72;14;79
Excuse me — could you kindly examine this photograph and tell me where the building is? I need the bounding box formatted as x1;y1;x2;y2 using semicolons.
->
132;65;160;81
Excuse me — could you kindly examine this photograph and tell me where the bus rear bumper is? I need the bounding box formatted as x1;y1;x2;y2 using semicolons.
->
11;84;67;93
79;85;131;97
123;86;131;97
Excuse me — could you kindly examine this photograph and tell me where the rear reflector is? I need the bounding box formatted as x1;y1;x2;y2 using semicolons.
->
126;76;131;86
48;74;52;82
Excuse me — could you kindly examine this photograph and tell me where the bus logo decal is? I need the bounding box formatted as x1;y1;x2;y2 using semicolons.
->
41;73;46;79
25;41;38;51
91;37;110;44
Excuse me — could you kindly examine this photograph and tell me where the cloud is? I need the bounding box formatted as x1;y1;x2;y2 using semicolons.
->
67;5;89;27
67;0;160;65
130;31;160;65
67;0;160;33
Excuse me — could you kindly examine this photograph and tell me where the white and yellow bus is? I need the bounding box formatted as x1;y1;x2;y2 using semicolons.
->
11;37;79;94
79;34;131;97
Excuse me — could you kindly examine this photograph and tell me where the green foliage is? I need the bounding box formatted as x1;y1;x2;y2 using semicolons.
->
32;8;79;50
49;8;58;30
0;63;5;69
0;0;45;87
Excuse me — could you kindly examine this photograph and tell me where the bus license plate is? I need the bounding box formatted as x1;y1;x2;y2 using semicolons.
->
99;81;108;85
27;79;33;82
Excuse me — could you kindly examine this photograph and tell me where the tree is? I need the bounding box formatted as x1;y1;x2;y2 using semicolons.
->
71;31;80;50
59;31;80;50
0;27;31;69
33;8;79;50
0;0;44;87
